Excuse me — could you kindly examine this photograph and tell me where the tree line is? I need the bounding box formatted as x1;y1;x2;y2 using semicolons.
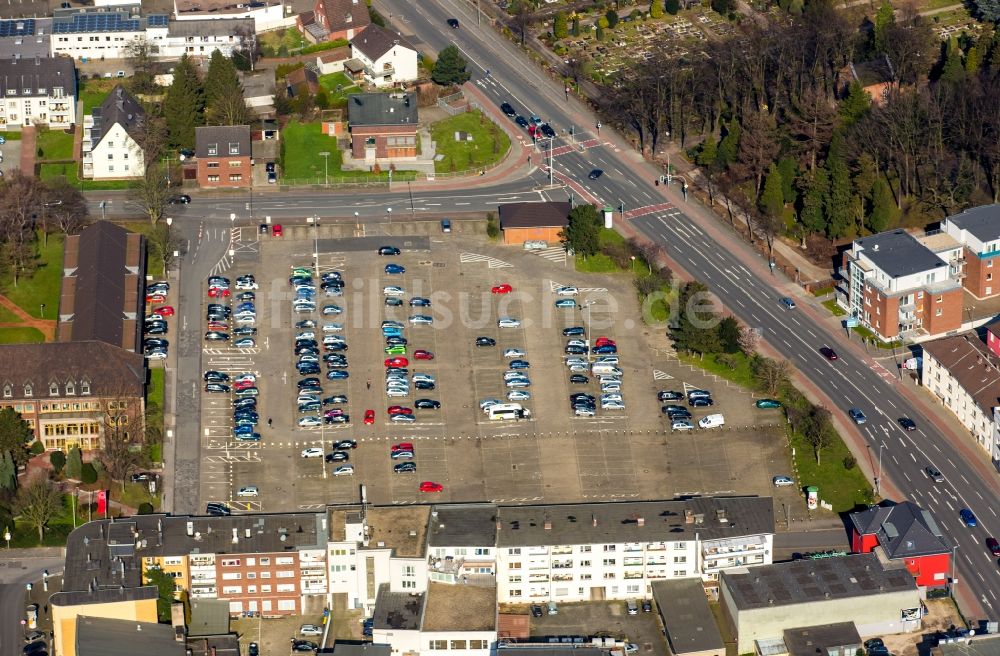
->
601;0;1000;248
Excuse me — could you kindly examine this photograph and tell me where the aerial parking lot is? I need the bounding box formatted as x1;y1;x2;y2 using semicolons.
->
197;225;793;513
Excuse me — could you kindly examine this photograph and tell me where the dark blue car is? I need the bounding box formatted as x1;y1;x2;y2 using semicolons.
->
593;344;618;355
385;264;406;275
960;508;978;527
327;370;350;380
509;360;531;370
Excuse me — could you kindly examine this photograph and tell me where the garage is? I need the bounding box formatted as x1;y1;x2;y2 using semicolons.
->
498;201;570;246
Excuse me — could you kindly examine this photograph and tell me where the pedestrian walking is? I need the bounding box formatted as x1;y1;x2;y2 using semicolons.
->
366;379;372;390
267;417;273;427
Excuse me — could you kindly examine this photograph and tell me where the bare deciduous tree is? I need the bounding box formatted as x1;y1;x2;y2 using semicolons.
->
15;474;62;542
99;382;145;491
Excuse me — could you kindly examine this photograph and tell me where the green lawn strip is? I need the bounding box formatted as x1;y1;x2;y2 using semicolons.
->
280;121;400;182
148;368;165;409
0;305;21;322
811;286;834;297
0;232;64;319
821;298;846;316
789;427;872;512
35;128;75;161
117;481;159;511
0;327;45;343
430;109;511;174
849;324;902;349
0;130;21;141
318;72;360;102
678;351;755;388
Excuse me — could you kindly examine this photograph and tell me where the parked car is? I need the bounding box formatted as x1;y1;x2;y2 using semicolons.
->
772;476;795;487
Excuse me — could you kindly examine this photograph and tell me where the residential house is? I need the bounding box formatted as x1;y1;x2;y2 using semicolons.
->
941;204;1000;299
843;55;897;106
347;92;417;163
0;55;76;128
848;501;952;587
349;23;417;88
285;65;319;97
922;331;1000;458
0;18;53;61
155;18;254;58
316;46;351;74
240;70;276;112
173;0;288;32
839;229;963;341
719;554;920;654
297;0;370;44
498;202;571;246
83;85;145;180
75;616;186;656
195;125;252;188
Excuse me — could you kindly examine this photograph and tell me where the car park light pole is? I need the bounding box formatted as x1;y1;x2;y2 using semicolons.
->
312;216;320;277
319;151;330;187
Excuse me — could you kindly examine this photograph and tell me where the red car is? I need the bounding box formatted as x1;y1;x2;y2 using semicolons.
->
272;224;283;237
233;380;255;391
384;357;409;368
207;322;229;331
387;406;413;416
420;481;444;493
988;537;1000;557
594;337;616;347
491;284;513;294
146;293;166;304
364;409;375;425
391;442;414;452
208;287;231;298
413;350;434;360
152;306;175;317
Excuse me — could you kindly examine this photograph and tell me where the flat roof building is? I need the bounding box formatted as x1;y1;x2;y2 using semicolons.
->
651;579;725;656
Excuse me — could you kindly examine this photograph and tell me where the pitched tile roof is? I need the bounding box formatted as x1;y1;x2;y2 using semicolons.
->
91;85;146;151
921;332;1000;418
849;501;950;558
0;55;75;98
195;125;251;158
317;0;370;35
0;340;145;400
350;23;414;61
498;202;571;229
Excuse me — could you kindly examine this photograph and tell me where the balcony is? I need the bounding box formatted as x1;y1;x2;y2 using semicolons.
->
529;574;550;583
623;571;644;579
364;64;394;80
552;561;573;569
550;546;573;555
552;574;573;582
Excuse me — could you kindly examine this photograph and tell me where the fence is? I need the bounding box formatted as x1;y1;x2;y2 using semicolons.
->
437;90;470;116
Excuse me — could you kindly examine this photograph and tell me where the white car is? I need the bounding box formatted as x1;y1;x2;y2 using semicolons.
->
234;373;256;383
300;624;323;636
507;390;531;401
298;416;321;427
594;356;619;365
556;286;579;296
323;323;344;332
575;407;596;417
386;389;409;397
504;348;527;358
235;281;259;291
334;464;355;476
383;286;406;296
773;476;795;487
602;401;625;410
296;331;315;340
565;357;587;367
236;486;259;497
301;447;324;458
672;420;694;431
498;317;521;328
146;351;168;360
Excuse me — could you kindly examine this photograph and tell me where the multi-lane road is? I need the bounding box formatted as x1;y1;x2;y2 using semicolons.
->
139;0;1000;619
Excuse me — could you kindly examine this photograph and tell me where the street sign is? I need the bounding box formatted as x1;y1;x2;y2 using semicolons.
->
845;317;859;328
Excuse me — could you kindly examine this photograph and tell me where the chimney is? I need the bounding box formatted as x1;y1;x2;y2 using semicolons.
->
636;516;645;527
543;519;552;531
592;514;597;527
684;509;694;524
232;528;238;544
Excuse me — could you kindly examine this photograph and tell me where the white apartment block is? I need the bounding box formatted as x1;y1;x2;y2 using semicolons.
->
83;84;145;179
174;0;292;33
349;24;418;88
0;56;76;129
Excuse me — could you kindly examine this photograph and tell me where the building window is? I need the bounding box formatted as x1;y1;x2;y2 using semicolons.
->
988;273;993;281
508;548;521;555
602;559;616;566
936;308;942;316
509;589;521;597
221;558;241;567
509;562;521;569
229;142;240;155
49;382;58;396
430;641;448;650
259;558;270;565
474;548;490;555
109;166;114;172
81;381;90;395
450;641;467;650
207;175;220;182
604;572;615;579
228;174;242;181
229;160;242;167
989;259;994;268
401;580;416;589
579;546;591;553
673;556;687;563
580;560;591;567
208;143;218;155
2;385;10;398
470;641;487;650
937;296;943;303
206;162;220;168
672;570;687;576
107;153;113;160
603;545;615;552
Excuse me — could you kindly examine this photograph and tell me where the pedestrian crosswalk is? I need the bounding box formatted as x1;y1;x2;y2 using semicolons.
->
459;252;513;269
624;203;675;220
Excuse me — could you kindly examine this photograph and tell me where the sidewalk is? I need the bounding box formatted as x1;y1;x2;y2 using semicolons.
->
19;126;35;175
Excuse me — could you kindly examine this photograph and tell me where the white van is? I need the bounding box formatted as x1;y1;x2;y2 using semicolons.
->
698;414;725;429
591;364;623;375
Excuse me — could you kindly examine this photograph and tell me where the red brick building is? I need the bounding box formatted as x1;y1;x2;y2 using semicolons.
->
941;204;1000;299
297;0;370;44
498;202;571;246
195;125;252;189
347;92;417;164
849;501;951;588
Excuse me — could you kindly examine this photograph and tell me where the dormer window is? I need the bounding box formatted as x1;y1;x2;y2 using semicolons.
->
228;142;239;155
81;381;91;395
345;13;352;22
2;384;11;398
66;382;75;396
49;382;59;396
24;384;32;397
207;143;218;155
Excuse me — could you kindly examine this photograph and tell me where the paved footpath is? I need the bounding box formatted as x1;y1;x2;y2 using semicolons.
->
19;126;35;175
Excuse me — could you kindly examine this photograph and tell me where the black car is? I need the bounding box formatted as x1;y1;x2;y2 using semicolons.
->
205;383;230;393
415;398;440;409
415;380;436;390
145;324;168;335
378;246;401;256
447;17;459;28
569;374;589;384
565;345;588;355
385;297;403;307
204;370;230;382
476;337;496;347
233;398;257;409
530;604;543;617
296;319;316;329
665;410;692;420
394;461;417;473
297;364;321;375
326;451;350;462
336;439;358;450
563;326;586;336
259;223;269;234
249;644;259;656
588;169;603;180
206;502;231;516
500;102;516;117
167;194;191;204
265;161;276;173
641;599;652;612
233;326;257;337
899;417;917;431
409;297;431;307
325;414;350;424
540;123;556;138
689;397;714;407
143;338;168;349
23;641;46;655
385;336;408;346
297;377;321;388
292;640;318;653
657;390;683;401
362;619;374;637
323;395;348;405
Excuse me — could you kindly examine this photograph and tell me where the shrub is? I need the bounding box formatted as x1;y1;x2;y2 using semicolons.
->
30;441;45;455
137;502;154;515
66;446;83;480
486;213;500;240
716;353;741;369
843;454;857;470
49;450;66;474
81;462;98;484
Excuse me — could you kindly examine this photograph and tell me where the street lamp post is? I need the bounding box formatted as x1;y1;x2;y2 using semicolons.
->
876;440;886;497
665;130;671;184
40;304;45;319
313;216;320;278
354;211;360;230
319;151;330;187
630;255;636;274
549;137;554;186
387;207;392;226
4;527;10;549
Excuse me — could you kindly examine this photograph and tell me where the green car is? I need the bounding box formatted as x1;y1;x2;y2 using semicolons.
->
755;398;782;409
384;344;407;355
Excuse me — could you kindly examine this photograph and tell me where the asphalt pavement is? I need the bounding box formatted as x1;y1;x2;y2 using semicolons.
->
0;556;64;656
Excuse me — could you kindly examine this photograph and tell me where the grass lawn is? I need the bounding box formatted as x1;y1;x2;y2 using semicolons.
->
431;109;511;174
40;162;80;185
0;232;64;319
0;327;45;343
0;305;21;322
789;427;873;512
122;221;165;277
0;130;21;142
821;298;846;316
811;286;834;297
851;324;902;349
35;127;74;161
575;228;627;273
10;494;77;548
80;78;117;115
118;481;160;511
678;351;755;388
259;27;306;56
318;71;360;102
279;121;408;182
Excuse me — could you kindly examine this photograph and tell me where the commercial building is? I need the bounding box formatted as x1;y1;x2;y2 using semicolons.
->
849;501;951;587
51;587;160;656
719;553;921;654
82;84;145;180
348;24;417;88
651;579;725;656
0;55;76;128
0;18;52;60
298;0;370;43
195;125;252;188
76;616;186;656
498;202;570;246
941;204;1000;299
840;229;963;341
173;0;289;32
347;92;417;163
493;497;774;603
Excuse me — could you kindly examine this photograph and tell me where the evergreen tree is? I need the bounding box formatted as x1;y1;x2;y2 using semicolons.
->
941;40;966;83
798;167;829;235
825;151;853;238
0;407;33;467
431;45;472;86
66;446;83;480
672;282;722;355
163;55;204;150
759;163;785;220
868;177;897;233
873;1;896;53
553;12;569;38
204;50;240;107
716;120;740;169
605;9;619;28
571;17;581;36
777;157;798;204
853;153;878;202
839;81;871;125
0;451;15;490
49;450;66;475
788;0;803;15
965;44;983;74
649;0;663;18
972;0;1000;22
696;138;718;169
665;0;680;14
596;24;605;41
560;205;601;257
718;316;742;353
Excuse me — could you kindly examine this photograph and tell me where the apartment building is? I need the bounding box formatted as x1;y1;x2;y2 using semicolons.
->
0;55;76;128
941;204;1000;299
195;125;252;188
922;331;1000;458
83;85;145;180
173;0;287;32
427;504;498;584
348;23;418;88
492;497;774;603
841;229;963;341
849;501;951;587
